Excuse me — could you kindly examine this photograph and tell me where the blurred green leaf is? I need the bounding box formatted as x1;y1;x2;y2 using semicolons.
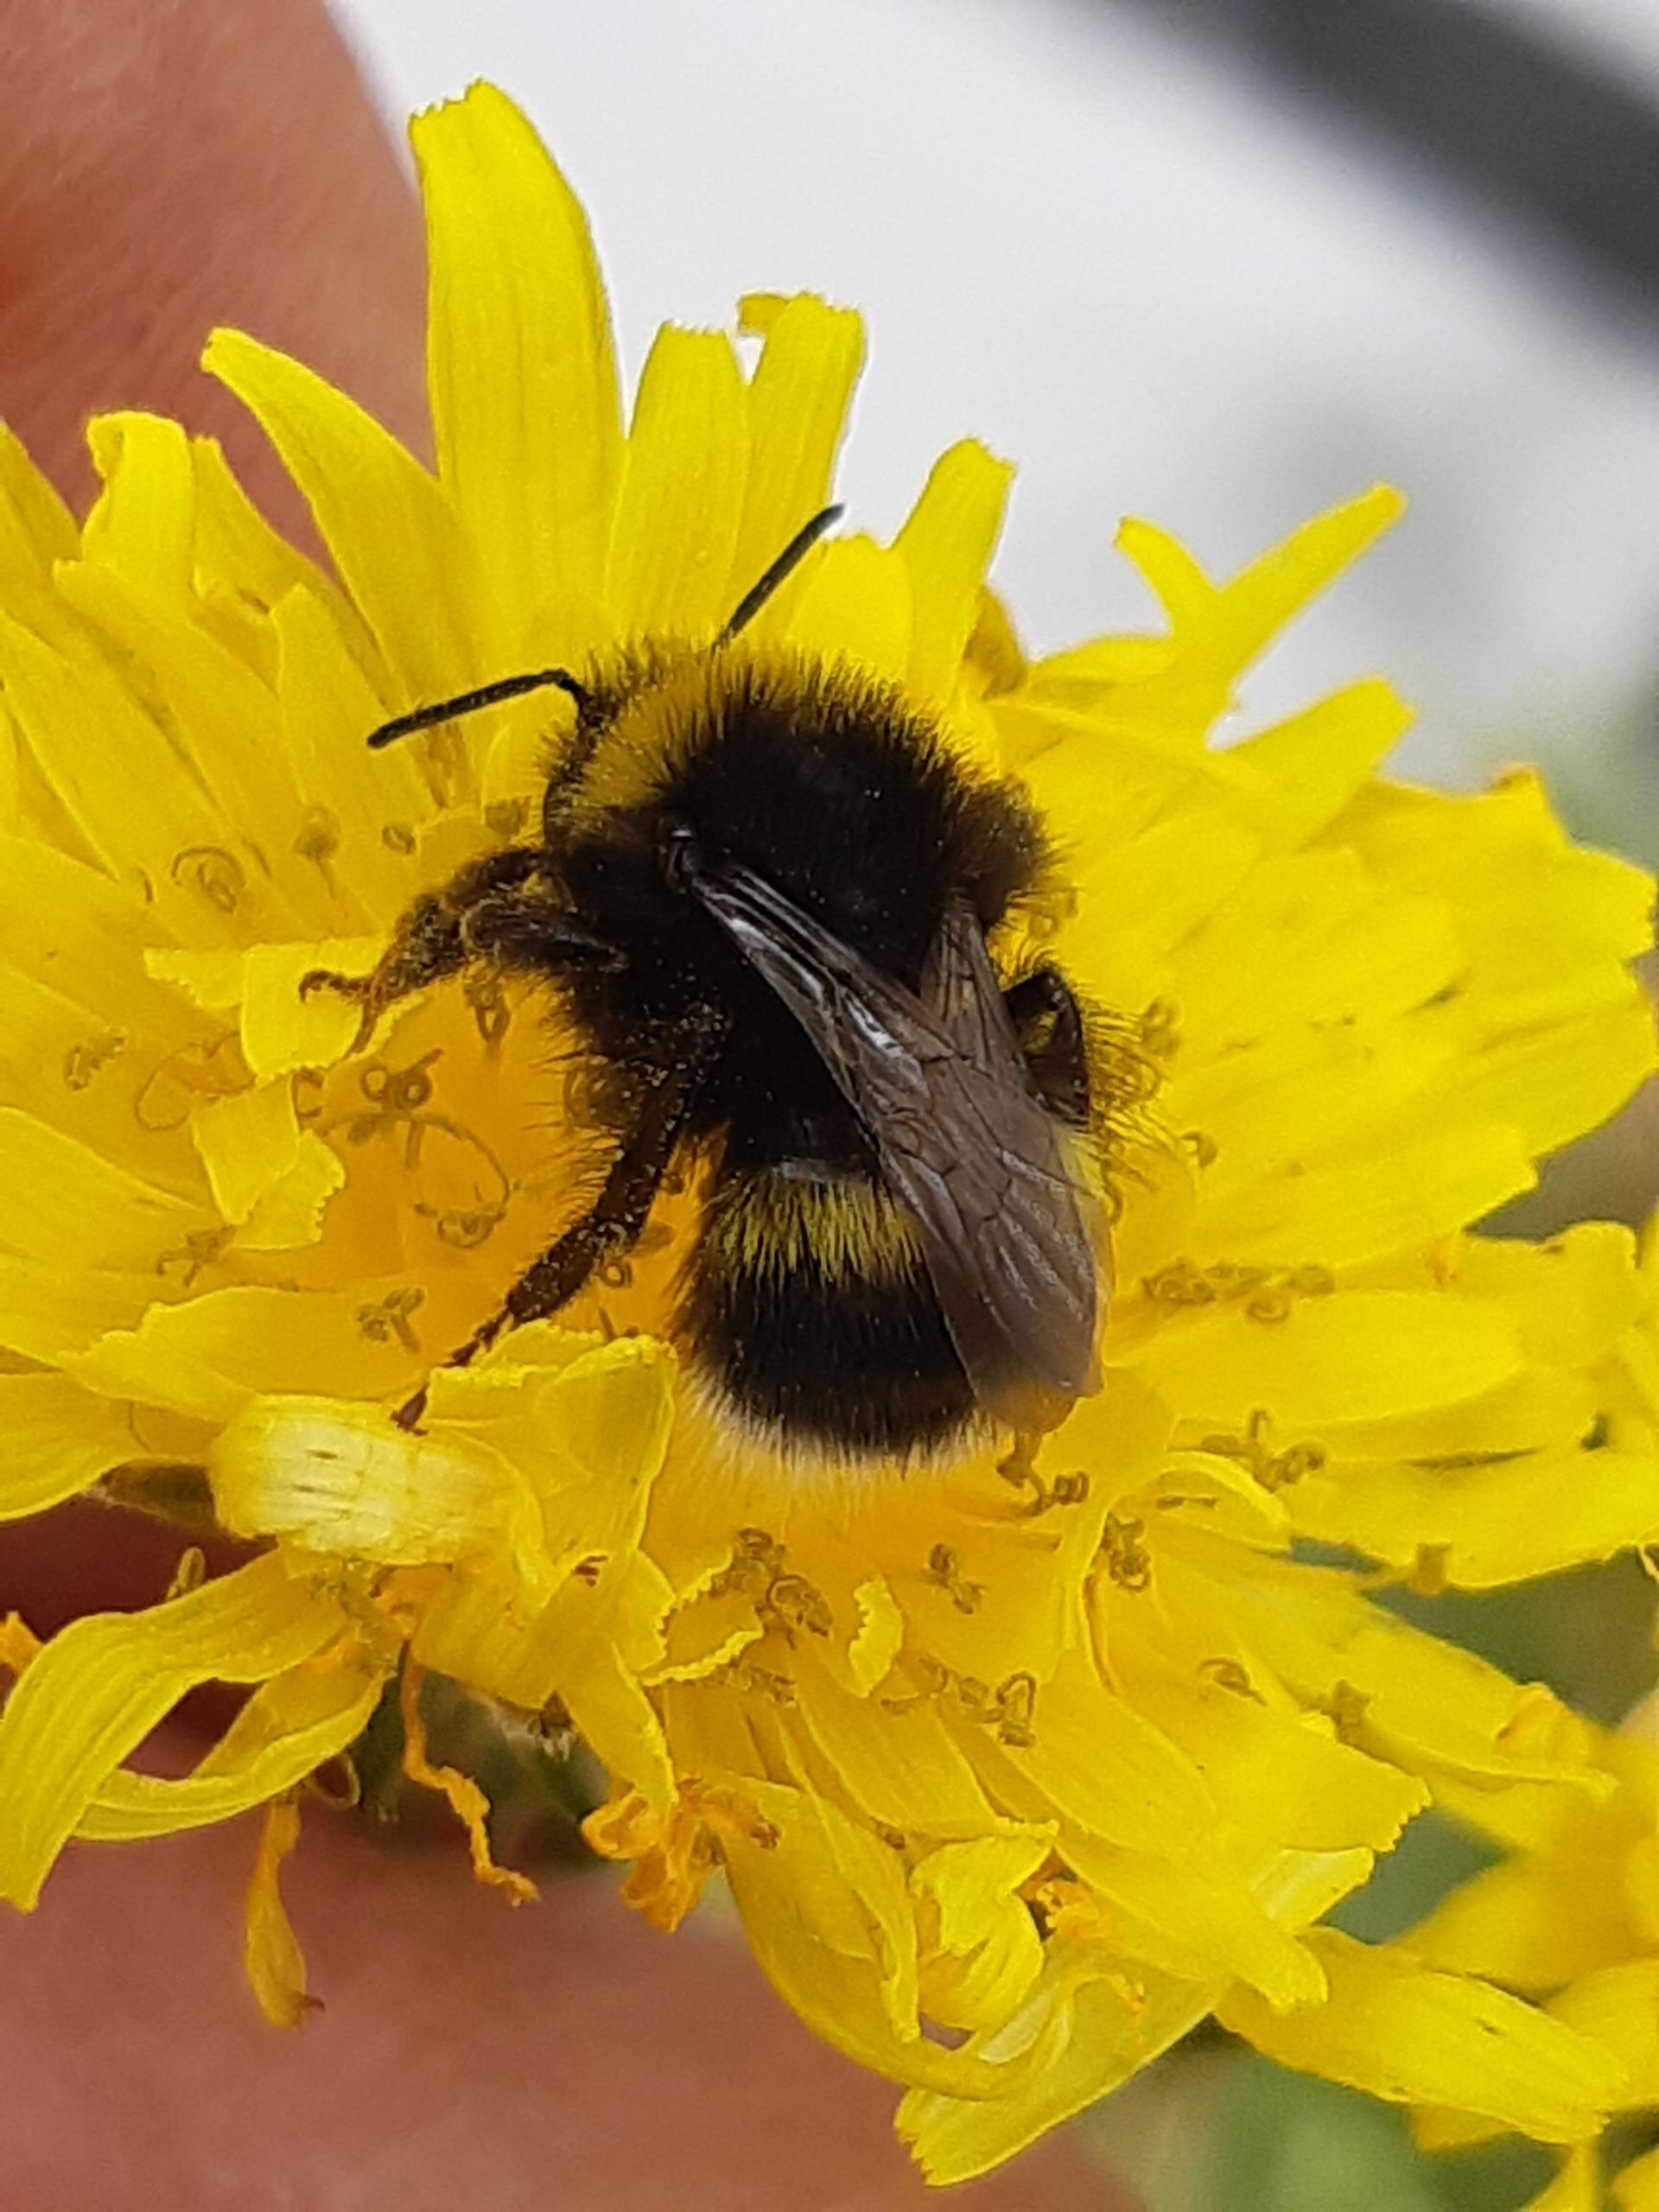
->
1209;2060;1551;2212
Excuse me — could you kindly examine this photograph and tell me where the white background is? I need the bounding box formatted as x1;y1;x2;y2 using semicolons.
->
334;0;1659;798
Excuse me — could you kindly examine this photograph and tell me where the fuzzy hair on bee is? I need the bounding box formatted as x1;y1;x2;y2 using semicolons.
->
304;509;1116;1462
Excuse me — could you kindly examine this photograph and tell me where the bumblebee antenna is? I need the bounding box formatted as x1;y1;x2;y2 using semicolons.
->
719;504;842;643
364;505;841;749
366;667;591;751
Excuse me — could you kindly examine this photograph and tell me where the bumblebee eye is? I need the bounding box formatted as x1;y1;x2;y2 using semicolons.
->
660;817;703;891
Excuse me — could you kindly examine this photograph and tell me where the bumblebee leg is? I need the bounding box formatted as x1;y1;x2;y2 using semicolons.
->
395;1010;727;1427
1005;966;1090;1124
300;844;544;1050
461;893;624;976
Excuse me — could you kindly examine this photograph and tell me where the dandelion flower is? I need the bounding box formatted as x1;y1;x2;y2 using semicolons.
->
1372;1224;1659;2209
0;82;1655;2183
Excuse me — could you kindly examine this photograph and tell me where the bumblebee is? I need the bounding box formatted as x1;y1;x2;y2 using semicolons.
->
306;510;1106;1459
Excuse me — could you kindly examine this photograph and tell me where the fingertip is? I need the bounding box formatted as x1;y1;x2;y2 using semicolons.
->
0;0;427;521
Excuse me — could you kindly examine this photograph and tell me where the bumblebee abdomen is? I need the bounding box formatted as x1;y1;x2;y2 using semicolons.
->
679;1166;976;1457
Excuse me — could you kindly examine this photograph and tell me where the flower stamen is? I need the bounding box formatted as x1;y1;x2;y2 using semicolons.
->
62;1031;126;1092
763;1572;833;1641
163;1545;207;1601
355;1285;425;1354
925;1543;984;1614
1198;1657;1262;1700
398;1662;537;1904
1138;999;1179;1059
996;1436;1090;1516
1144;1259;1336;1321
134;1033;246;1132
171;844;247;914
1199;1408;1326;1491
293;805;341;889
156;1226;232;1288
463;967;512;1051
1100;1514;1153;1592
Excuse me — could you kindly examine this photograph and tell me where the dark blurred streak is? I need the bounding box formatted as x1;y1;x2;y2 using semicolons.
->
1116;0;1659;309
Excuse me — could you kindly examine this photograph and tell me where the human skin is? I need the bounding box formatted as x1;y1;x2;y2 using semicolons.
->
0;4;1138;2205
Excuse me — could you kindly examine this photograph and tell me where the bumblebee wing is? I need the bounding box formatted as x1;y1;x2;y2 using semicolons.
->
925;899;1114;1318
903;896;1101;1418
687;859;1098;1424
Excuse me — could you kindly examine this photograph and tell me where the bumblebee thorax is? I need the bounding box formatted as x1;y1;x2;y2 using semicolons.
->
556;643;1046;982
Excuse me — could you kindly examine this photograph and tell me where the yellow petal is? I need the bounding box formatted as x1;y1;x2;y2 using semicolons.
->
433;1330;676;1571
893;440;1013;708
75;1287;418;1424
0;1614;41;1675
414;82;621;663
791;1649;1011;1840
461;1548;678;1805
1174;857;1459;1045
1211;1550;1603;1801
83;411;195;604
0;420;75;578
0;1253;164;1366
237;1130;346;1253
1450;1224;1643;1371
191;1080;306;1227
786;536;912;683
54;561;314;931
1313;1364;1598;1465
1405;1846;1639;1993
1615;2145;1659;2211
244;1795;315;2028
900;1944;1219;2183
607;326;747;638
0;836;172;1031
0;1551;344;1908
189;435;354;636
912;1834;1050;2032
1102;487;1404;741
971;1655;1214;1860
79;1646;385;1840
1206;486;1404;683
1062;1832;1327;2009
1053;798;1262;1013
0;1106;216;1271
211;1394;530;1566
1334;772;1655;1021
1117;516;1215;642
205;328;482;707
1293;1443;1659;1589
0;610;251;938
730;293;863;633
270;582;438;926
845;1576;905;1696
721;1774;1009;2098
1192;1121;1536;1271
1132;1290;1522;1431
0;1370;136;1521
1122;1653;1429;1854
1437;995;1657;1160
1522;2148;1601;2212
1220;1929;1619;2141
1549;1958;1659;2108
1217;679;1413;850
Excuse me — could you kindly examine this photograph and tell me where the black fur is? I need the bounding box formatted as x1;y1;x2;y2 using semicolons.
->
520;652;1084;1457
